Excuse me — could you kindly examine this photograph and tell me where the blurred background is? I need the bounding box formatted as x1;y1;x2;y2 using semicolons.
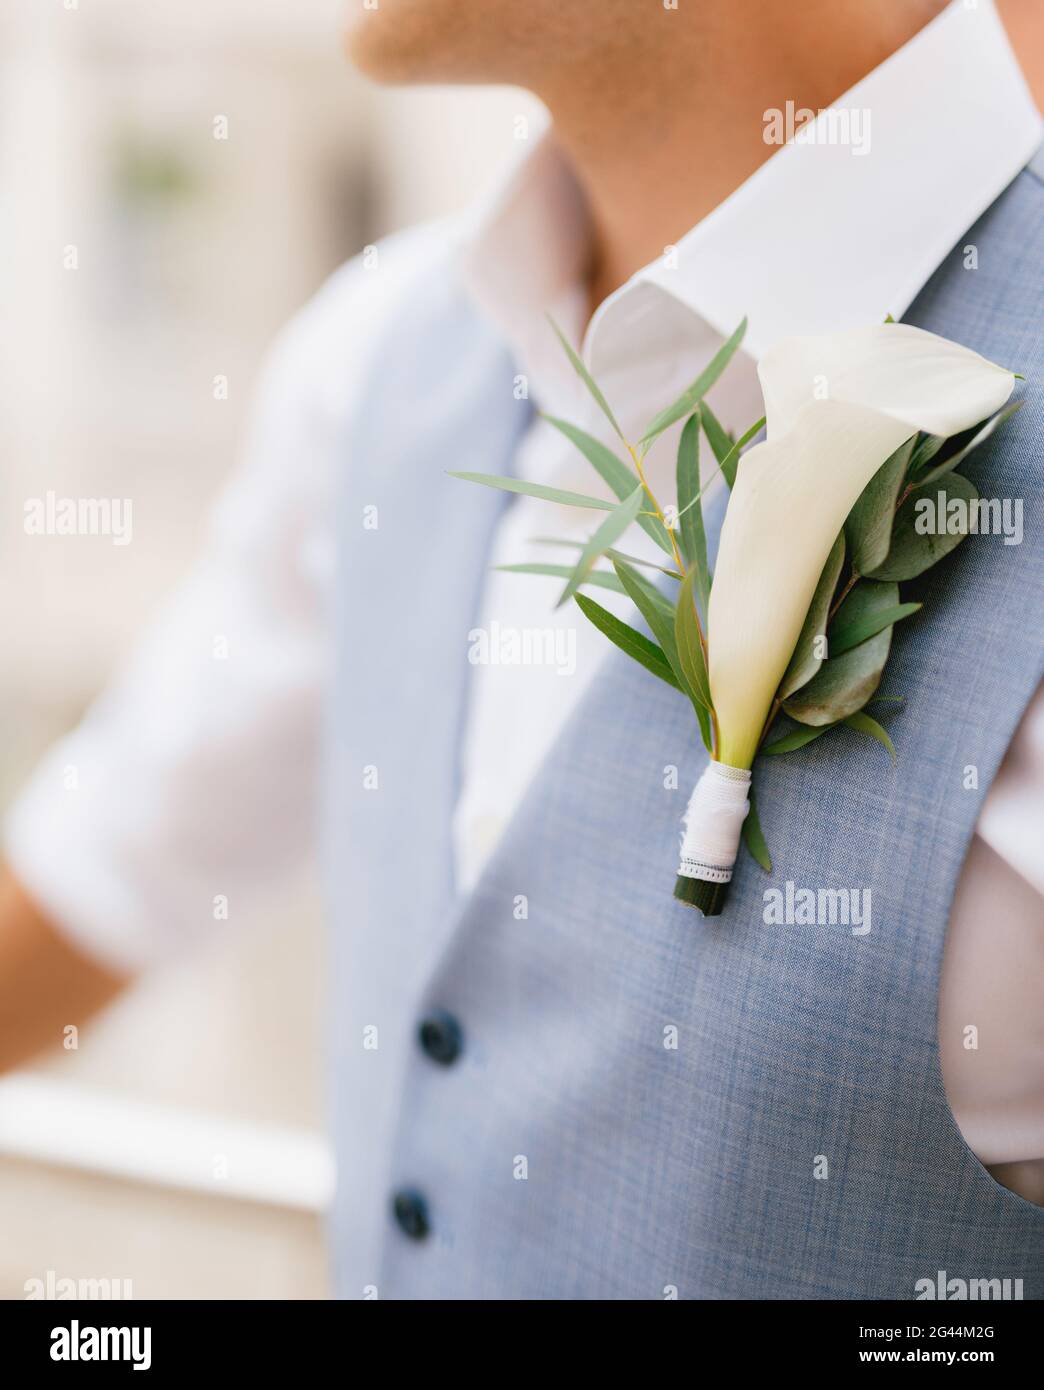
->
0;0;542;1298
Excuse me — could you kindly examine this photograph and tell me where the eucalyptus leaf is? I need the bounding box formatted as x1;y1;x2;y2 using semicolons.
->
828;601;921;656
673;568;712;711
676;412;711;614
777;532;845;700
782;580;899;726
909;431;946;474
448;472;617;512
868;472;979;582
846;436;915;575
542;415;674;555
547;316;624;442
573;593;681;691
759;722;837;756
741;788;772;872
495;563;625;593
638;318;747;451
555;486;644;608
914;401;1023;487
844;710;896;763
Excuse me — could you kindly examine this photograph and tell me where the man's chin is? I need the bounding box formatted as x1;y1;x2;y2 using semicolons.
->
343;5;469;85
342;0;529;86
343;15;420;84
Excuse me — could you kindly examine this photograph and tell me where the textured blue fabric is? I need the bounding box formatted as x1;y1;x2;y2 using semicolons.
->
325;159;1044;1299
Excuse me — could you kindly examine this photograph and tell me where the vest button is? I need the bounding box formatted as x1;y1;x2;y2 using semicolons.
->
391;1188;430;1241
418;1009;463;1066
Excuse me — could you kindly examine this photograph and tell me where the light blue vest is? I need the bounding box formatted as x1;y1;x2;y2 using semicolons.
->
324;154;1044;1299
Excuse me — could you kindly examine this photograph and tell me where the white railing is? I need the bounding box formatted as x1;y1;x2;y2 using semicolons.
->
0;1075;335;1213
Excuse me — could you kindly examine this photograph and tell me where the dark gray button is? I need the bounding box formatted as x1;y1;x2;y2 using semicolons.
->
418;1009;463;1066
392;1188;429;1240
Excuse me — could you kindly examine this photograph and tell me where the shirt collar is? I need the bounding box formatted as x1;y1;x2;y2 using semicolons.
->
462;0;1041;378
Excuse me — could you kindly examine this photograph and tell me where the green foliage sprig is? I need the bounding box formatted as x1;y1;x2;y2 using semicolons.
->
451;320;1021;873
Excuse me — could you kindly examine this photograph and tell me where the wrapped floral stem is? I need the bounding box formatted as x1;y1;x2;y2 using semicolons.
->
674;762;751;914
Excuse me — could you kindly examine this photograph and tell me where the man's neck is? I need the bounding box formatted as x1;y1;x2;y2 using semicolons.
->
997;0;1044;111
533;0;954;311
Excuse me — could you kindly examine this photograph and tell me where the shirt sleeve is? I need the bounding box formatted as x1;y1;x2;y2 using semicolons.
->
3;258;373;974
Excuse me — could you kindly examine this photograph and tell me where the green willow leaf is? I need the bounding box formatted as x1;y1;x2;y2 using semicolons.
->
759;722;837;756
741;788;772;872
495;563;624;593
701;410;766;490
556;486;644;608
693;707;713;756
573;592;680;690
844;710;896;763
846;436;915;575
783;580;899;726
673;568;712;710
915;401;1023;487
612;558;680;642
868;472;979;582
542;415;674;556
777;531;845;701
676;412;711;615
547;316;624;442
613;559;711;751
638;318;747;451
700;401;735;486
448;472;616;511
829;600;921;656
532;537;681;579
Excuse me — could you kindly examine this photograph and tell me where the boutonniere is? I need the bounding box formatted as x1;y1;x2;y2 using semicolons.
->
452;317;1019;915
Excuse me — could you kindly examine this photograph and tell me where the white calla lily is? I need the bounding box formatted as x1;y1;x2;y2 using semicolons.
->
708;324;1015;769
758;323;1016;442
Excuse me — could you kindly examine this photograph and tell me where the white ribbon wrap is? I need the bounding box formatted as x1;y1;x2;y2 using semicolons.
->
677;762;752;884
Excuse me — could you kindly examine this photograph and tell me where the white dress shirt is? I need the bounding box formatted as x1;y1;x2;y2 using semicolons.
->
7;0;1043;1197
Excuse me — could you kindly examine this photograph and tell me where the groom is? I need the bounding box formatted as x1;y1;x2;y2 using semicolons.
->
1;0;1042;1298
